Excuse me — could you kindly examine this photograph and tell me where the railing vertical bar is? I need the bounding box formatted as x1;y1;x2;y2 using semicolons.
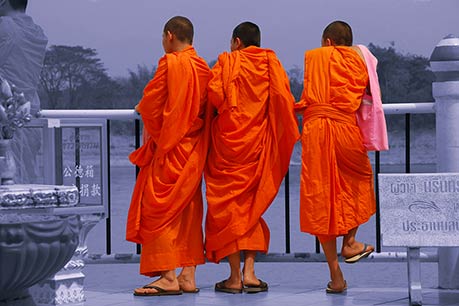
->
405;114;411;174
54;128;63;185
135;119;142;255
375;151;381;253
284;170;291;254
106;120;112;255
315;237;320;254
75;128;81;190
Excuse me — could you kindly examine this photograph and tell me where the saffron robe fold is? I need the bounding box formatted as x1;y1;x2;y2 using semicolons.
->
126;46;210;276
295;46;376;237
205;46;300;263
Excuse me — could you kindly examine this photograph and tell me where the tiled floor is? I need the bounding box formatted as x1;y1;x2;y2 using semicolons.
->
80;261;459;306
84;287;459;306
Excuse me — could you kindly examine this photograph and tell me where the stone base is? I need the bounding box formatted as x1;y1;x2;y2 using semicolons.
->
30;273;85;306
0;185;102;306
29;213;103;305
0;289;36;306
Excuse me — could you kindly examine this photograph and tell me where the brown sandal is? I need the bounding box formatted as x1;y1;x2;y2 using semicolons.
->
133;284;183;296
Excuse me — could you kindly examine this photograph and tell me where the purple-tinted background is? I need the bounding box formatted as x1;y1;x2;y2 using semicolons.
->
29;0;459;77
23;0;451;255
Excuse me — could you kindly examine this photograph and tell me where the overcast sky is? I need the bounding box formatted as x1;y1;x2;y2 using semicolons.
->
28;0;459;77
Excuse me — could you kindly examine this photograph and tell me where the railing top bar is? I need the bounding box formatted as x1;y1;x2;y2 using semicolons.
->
38;109;140;120
36;103;435;120
383;102;435;114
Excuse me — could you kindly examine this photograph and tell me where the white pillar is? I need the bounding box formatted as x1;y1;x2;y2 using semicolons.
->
430;34;459;289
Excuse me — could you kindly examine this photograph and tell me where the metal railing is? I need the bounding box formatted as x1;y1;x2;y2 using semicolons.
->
38;102;436;258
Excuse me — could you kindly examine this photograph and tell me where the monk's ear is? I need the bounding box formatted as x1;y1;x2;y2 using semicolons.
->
165;31;174;41
322;38;333;47
233;37;244;50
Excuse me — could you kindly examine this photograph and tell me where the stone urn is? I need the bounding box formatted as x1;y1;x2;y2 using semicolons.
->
0;139;16;185
0;185;81;306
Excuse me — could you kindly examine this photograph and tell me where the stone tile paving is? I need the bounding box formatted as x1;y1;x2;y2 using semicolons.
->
80;261;459;306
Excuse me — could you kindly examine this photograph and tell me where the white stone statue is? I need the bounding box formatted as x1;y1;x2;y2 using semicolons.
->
0;75;31;139
0;76;31;184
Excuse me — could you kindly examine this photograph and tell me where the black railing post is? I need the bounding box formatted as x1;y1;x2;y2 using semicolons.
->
75;128;81;191
55;128;63;185
284;170;291;254
106;120;112;255
405;113;411;174
135;119;142;255
375;151;381;253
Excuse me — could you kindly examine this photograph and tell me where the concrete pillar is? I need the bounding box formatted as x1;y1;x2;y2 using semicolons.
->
430;34;459;289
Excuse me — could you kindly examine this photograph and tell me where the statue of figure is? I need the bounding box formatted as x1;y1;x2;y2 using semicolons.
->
0;76;32;139
0;76;32;184
0;0;48;183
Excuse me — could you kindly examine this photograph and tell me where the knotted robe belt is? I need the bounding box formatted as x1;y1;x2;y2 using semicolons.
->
303;104;356;125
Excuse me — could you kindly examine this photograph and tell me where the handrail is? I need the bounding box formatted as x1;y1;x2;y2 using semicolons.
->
37;102;436;120
383;102;435;114
36;102;436;256
38;109;140;119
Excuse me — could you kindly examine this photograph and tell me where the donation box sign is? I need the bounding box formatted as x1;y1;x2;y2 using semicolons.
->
60;125;107;207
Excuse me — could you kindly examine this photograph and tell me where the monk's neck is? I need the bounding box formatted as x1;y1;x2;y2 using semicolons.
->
171;43;192;53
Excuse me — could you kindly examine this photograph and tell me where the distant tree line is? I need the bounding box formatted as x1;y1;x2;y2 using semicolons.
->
38;43;435;134
367;42;435;137
38;45;155;134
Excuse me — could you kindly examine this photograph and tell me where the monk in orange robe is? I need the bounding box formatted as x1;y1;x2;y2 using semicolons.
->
125;16;211;296
295;21;376;293
205;21;300;294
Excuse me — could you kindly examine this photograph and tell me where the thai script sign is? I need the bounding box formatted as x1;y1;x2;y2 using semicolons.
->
379;173;459;247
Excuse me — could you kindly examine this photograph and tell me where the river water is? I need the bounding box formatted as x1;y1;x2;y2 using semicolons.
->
85;162;437;256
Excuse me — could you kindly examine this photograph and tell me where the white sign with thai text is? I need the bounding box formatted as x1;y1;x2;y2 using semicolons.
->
379;173;459;247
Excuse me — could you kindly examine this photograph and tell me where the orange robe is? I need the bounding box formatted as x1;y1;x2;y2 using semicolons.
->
295;46;376;238
205;46;300;263
126;46;210;276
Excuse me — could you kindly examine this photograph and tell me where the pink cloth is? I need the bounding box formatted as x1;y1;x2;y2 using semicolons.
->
356;45;389;151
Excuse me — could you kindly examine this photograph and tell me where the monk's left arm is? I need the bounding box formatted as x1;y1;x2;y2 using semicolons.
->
207;58;225;111
293;55;308;113
137;57;168;118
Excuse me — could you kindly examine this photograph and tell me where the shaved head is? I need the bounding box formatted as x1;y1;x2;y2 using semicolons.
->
232;21;261;48
322;20;353;46
163;16;194;44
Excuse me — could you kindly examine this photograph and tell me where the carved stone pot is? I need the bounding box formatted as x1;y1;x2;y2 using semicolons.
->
0;185;81;306
0;139;16;185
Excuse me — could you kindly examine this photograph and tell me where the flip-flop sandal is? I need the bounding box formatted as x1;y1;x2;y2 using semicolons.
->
325;280;347;294
243;279;268;293
214;280;243;294
133;284;183;296
182;288;200;294
344;243;374;264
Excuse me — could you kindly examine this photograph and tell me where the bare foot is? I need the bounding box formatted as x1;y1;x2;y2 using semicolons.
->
341;241;374;259
327;265;346;293
326;280;347;293
217;277;243;290
242;268;261;287
177;274;198;292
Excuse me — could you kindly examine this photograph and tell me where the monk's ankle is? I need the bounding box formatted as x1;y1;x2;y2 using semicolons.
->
226;275;242;289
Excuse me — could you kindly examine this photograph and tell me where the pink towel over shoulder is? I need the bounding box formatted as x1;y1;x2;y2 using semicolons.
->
356;44;389;151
